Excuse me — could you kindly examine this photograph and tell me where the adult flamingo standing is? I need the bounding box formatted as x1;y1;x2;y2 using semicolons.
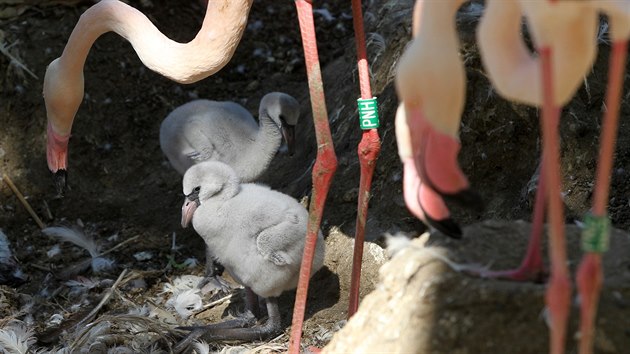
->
476;1;628;353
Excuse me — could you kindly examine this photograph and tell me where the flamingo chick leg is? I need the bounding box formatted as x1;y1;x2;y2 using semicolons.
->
197;247;232;294
576;39;628;354
174;297;281;353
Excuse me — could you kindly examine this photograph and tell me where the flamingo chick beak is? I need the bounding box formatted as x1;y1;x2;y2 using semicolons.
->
282;125;296;156
181;192;200;228
47;122;70;197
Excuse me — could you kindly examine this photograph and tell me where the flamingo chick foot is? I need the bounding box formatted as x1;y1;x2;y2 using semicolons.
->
197;274;233;295
174;297;281;353
403;157;462;238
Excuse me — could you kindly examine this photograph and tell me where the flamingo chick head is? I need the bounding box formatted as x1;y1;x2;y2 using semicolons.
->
260;92;300;156
181;161;240;227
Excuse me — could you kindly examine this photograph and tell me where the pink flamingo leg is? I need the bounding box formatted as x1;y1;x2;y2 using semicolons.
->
576;39;628;354
348;0;381;318
289;1;338;353
479;165;546;281
540;46;571;354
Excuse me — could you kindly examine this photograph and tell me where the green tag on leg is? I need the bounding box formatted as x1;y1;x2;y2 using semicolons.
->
581;213;610;253
357;97;379;130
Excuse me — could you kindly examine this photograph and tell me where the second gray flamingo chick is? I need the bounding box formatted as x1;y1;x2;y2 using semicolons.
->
160;92;300;181
178;161;325;344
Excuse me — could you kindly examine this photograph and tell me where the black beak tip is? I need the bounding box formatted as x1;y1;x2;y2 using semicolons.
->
53;169;67;197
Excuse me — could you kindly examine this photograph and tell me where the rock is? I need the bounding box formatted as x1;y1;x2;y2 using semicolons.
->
323;220;630;354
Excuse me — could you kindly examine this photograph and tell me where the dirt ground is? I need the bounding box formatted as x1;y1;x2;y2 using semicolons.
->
0;0;629;352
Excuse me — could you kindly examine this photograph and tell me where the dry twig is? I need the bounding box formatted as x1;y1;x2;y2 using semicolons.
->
2;173;46;229
75;268;128;328
0;41;38;79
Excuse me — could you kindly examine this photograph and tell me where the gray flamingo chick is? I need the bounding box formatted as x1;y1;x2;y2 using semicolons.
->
159;92;300;181
177;161;325;345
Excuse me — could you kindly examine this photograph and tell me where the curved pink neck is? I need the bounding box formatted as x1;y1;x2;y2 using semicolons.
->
44;0;252;136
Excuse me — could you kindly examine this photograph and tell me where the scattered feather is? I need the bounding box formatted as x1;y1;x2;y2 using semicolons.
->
133;251;153;261
181;258;199;268
42;226;100;258
160;275;203;295
384;232;412;257
0;229;14;260
192;340;210;354
91;257;115;273
313;8;335;22
47;244;62;258
0;320;36;354
46;314;64;328
0;230;26;285
167;289;203;319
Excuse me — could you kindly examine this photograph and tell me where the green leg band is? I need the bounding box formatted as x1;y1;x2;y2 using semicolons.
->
581;213;610;253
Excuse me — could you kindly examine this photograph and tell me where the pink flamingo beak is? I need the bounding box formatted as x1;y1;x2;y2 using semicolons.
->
181;195;199;228
47;122;70;196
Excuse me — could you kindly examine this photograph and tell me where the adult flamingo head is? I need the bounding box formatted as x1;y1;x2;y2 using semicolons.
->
42;0;253;196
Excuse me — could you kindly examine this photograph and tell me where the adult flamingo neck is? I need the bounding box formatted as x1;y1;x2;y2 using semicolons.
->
415;0;465;38
44;0;253;136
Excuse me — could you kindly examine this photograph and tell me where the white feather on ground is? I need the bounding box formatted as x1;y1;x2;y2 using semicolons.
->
166;288;203;319
42;226;99;258
0;320;36;354
192;340;210;354
0;229;26;284
42;226;115;273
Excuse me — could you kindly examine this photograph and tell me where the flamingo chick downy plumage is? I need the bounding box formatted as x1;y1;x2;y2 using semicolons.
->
176;161;324;347
160;92;300;180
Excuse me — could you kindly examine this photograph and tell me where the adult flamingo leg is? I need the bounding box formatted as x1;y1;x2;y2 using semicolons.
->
478;165;546;281
289;1;338;353
347;0;381;318
540;46;572;354
576;39;628;354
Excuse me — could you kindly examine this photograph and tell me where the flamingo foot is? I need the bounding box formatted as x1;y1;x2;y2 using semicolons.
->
402;157;462;238
475;264;546;282
473;171;547;282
